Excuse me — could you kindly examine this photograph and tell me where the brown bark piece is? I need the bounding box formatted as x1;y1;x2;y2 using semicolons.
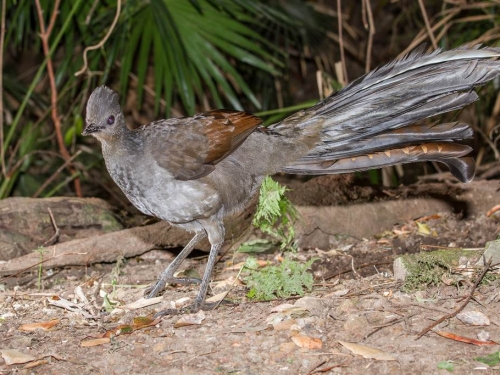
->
0;198;256;275
1;180;498;275
0;197;123;260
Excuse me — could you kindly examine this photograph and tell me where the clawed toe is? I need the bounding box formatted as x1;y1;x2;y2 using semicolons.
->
153;303;201;318
145;277;202;299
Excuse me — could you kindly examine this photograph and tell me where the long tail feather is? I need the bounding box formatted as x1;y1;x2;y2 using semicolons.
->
275;45;500;181
282;143;475;182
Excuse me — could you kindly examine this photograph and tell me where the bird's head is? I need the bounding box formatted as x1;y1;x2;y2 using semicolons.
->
83;86;125;140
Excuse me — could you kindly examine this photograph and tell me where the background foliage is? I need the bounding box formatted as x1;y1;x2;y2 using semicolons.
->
1;0;499;202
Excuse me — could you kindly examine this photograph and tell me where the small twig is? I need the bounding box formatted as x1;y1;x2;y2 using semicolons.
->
364;316;411;339
85;0;100;25
487;204;500;217
398;9;460;58
416;258;493;340
349;255;362;279
309;364;349;374
34;0;82;197
362;0;375;73
306;360;327;375
418;0;438;49
405;303;454;315
41;208;60;247
336;0;348;84
0;0;6;177
470;121;500;161
75;0;122;77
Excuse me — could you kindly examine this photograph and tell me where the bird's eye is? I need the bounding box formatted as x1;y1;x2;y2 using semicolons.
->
107;115;115;125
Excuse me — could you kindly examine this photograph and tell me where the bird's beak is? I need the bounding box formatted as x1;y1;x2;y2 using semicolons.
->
82;123;100;136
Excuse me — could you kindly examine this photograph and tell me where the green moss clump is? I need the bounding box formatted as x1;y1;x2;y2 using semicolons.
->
400;249;475;292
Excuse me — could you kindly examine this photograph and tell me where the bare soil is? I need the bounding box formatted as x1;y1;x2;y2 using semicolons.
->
1;176;500;374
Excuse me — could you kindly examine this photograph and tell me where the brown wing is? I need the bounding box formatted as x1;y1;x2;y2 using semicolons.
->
201;109;262;163
149;110;262;181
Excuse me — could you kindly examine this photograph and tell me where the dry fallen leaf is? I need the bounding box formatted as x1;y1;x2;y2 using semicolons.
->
339;341;396;361
173;297;191;308
291;334;322;349
80;337;111;347
456;311;490;326
416;221;431;235
174;310;206;328
0;349;36;365
270;304;296;313
417;214;442;222
24;359;49;369
205;290;229;304
211;276;242;289
435;331;497;345
119;296;163;310
18;319;60;332
103;316;160;337
266;306;309;328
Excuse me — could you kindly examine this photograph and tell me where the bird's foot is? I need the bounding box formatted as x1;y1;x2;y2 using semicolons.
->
145;276;202;299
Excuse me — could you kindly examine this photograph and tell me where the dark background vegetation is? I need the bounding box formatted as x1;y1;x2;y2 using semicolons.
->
1;0;499;207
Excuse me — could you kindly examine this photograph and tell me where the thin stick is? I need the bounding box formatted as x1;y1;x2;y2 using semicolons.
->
85;0;100;25
487;204;500;217
0;0;6;177
364;316;411;339
416;259;492;339
363;0;375;73
34;0;82;197
41;208;60;247
75;0;122;77
336;0;348;84
418;0;438;49
350;255;362;279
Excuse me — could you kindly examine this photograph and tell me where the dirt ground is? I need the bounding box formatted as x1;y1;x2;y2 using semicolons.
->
1;176;500;374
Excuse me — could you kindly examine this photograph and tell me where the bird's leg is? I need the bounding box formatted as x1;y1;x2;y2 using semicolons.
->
146;231;206;299
154;220;224;317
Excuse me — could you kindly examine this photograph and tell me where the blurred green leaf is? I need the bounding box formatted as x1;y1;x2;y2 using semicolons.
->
475;351;500;367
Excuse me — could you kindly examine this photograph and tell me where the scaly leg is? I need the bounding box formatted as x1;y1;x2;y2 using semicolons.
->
146;231;206;298
154;220;224;317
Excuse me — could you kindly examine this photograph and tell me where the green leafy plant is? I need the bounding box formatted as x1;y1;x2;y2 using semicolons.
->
113;0;285;115
436;361;454;372
475;351;500;367
252;176;298;250
244;256;316;300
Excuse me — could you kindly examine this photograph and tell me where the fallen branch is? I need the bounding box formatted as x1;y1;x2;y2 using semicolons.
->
0;200;256;276
0;222;188;277
416;258;493;340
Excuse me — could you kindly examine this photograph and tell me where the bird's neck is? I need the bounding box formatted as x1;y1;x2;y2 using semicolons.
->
99;127;144;161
